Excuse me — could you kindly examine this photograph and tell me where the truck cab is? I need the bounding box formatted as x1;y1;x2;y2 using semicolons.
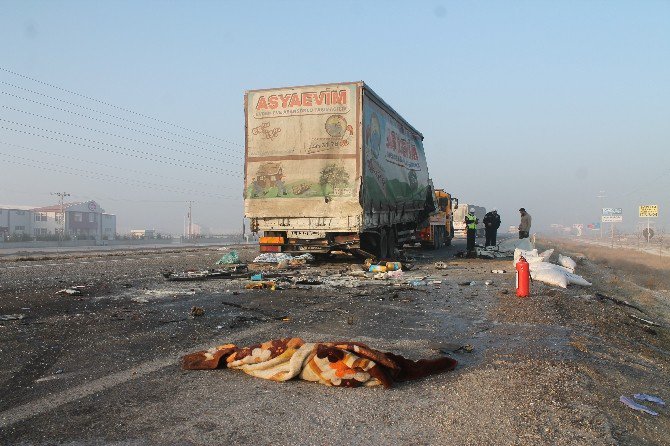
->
418;187;457;249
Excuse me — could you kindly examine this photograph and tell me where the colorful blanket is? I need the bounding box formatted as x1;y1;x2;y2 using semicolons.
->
182;338;457;388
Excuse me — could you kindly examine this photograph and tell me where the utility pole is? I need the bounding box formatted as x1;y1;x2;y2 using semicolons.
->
51;191;70;247
187;201;193;240
596;190;606;240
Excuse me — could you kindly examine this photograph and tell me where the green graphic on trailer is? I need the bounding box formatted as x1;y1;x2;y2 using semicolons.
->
363;97;430;206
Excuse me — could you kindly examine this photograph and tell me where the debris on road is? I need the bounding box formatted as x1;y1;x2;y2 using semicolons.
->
491;269;507;274
619;395;659;416
245;281;277;290
56;286;84;295
0;314;26;321
163;265;248;281
190;306;205;317
633;394;666;406
253;253;314;264
215;250;240;265
435;261;448;269
182;337;457;388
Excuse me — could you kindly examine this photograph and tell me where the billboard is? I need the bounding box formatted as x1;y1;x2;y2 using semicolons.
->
602;208;622;216
639;205;659;218
601;215;623;223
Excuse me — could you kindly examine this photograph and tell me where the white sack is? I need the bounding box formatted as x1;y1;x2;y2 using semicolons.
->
539;249;554;261
558;254;576;273
565;271;591;286
531;267;568;288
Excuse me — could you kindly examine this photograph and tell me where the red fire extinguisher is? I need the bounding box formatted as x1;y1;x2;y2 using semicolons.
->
515;256;530;297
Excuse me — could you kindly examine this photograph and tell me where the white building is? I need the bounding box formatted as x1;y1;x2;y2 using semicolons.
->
0;200;116;240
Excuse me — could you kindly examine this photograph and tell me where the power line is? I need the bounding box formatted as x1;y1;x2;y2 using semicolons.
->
1;105;242;161
0;150;239;199
0;71;243;147
0;117;241;169
0;90;242;155
0;125;240;176
0;140;230;187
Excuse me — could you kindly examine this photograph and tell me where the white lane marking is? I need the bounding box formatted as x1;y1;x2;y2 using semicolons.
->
0;301;333;428
0;321;281;428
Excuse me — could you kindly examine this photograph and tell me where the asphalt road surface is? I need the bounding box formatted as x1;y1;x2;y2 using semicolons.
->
1;239;668;445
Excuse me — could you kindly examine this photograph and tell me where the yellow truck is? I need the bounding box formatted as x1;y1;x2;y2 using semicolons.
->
418;186;457;248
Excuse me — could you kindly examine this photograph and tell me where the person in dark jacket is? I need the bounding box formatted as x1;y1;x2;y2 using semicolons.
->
483;209;501;247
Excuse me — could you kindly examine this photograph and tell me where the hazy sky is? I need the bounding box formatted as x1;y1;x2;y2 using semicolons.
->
1;0;668;234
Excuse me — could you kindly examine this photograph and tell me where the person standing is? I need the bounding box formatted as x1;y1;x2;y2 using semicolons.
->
518;208;532;239
483;209;501;246
465;208;478;253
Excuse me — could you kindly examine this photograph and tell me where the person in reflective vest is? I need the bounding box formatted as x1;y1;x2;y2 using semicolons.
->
465;208;478;253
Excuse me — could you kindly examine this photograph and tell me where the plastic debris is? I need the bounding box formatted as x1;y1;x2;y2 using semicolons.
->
387;269;404;279
369;264;387;273
634;394;666;406
385;262;402;271
409;280;427;287
251;273;263;281
216;251;240;265
0;314;25;321
484;280;492;286
491;270;507;274
435;262;448;269
620;396;658;416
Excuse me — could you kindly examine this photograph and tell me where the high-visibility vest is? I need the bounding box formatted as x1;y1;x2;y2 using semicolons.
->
466;213;477;230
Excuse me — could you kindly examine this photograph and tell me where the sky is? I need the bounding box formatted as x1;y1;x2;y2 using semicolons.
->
0;0;668;235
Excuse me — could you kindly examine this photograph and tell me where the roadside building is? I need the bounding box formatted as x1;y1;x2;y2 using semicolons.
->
131;229;155;239
0;206;34;240
0;200;116;240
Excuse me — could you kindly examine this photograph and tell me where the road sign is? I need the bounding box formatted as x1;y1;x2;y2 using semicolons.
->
602;208;622;216
602;215;623;223
639;205;658;218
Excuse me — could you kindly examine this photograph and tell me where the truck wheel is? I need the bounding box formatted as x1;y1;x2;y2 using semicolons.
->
361;231;384;259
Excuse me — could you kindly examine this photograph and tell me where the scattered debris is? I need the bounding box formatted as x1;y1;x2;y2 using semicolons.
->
435;262;448;269
215;251;240;265
245;281;277;290
491;269;506;274
620;395;658;416
484;280;493;286
633;394;666;406
0;314;25;321
190;306;205;317
369;264;387;273
253;253;314;263
251;273;263;281
440;344;474;354
56;286;84;296
163;266;248;281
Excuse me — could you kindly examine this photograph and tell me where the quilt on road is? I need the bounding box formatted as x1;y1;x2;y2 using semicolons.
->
181;337;457;388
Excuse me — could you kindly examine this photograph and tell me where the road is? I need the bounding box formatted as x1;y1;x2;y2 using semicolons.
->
1;239;668;445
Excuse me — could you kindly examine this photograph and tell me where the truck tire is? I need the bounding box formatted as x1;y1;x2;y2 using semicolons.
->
361;231;384;259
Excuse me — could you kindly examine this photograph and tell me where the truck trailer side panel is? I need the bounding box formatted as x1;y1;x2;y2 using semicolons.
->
361;89;432;230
